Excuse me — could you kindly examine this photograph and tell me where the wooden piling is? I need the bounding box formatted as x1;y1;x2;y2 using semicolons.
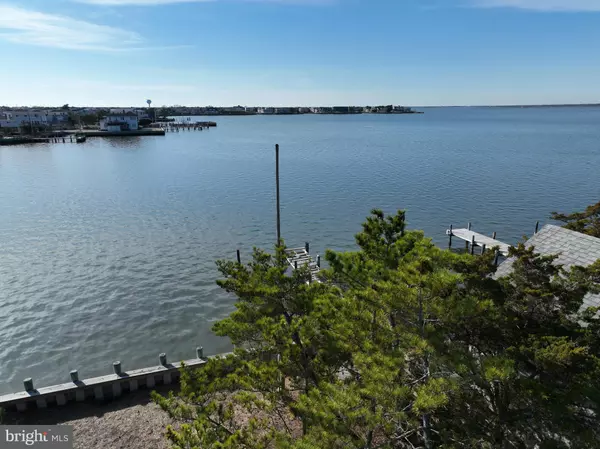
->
470;235;475;255
236;249;241;264
196;347;204;359
492;231;497;239
481;244;486;255
70;370;79;382
493;250;500;266
159;353;167;366
317;255;321;268
468;222;472;231
113;361;122;375
535;221;540;234
275;144;281;246
305;242;310;254
448;224;453;248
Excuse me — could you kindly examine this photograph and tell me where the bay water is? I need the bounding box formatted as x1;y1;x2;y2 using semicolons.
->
1;106;599;393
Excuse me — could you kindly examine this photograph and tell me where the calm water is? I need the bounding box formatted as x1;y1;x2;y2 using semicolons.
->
1;107;599;393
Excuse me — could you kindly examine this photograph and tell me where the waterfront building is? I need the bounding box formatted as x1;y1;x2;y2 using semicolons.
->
99;113;139;132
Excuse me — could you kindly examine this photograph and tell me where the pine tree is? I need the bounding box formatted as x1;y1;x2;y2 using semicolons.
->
551;200;600;237
155;210;600;449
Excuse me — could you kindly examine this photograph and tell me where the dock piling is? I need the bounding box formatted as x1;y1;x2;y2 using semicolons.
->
294;261;298;270
305;242;310;254
70;370;79;382
470;235;476;255
24;378;34;392
196;346;204;359
448;224;453;248
159;353;167;366
492;231;497;239
113;361;122;375
535;221;540;234
236;249;241;264
468;222;472;231
275;144;281;246
481;244;486;255
317;255;321;268
493;250;500;266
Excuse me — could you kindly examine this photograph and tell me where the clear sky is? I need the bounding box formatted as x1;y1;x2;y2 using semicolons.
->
1;0;600;107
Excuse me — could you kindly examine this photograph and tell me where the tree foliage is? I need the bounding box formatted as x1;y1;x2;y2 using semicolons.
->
155;209;600;449
551;200;600;237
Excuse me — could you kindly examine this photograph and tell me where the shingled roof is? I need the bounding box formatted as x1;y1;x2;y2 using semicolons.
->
495;224;600;309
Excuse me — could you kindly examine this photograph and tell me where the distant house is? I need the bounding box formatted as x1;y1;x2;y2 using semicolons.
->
99;113;139;132
0;110;50;129
496;225;600;311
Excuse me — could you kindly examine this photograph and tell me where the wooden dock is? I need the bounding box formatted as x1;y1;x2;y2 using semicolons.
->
285;244;321;283
447;223;511;257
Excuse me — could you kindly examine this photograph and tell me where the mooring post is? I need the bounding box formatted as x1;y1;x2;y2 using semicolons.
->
196;346;204;359
236;249;241;264
113;361;122;375
70;370;79;382
317;255;321;268
535;221;540;234
159;353;167;366
294;261;298;270
24;378;34;391
481;244;486;255
493;250;500;266
470;235;476;255
305;242;310;254
465;240;469;251
275;144;281;246
448;224;453;248
492;231;497;239
468;222;472;231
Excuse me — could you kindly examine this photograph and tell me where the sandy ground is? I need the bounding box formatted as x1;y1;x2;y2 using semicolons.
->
4;386;175;449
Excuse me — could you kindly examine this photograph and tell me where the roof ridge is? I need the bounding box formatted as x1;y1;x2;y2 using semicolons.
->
540;224;600;245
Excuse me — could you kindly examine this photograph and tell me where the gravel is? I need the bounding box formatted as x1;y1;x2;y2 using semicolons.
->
3;387;175;449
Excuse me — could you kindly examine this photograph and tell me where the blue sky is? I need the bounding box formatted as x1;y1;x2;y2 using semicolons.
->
1;0;600;106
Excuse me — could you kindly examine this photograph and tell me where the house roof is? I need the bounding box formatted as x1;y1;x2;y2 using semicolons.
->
496;224;600;309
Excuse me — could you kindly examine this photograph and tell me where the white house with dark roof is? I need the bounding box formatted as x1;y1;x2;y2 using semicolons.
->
99;113;139;132
496;224;600;310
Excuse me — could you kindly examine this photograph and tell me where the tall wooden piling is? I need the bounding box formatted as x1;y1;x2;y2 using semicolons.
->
236;249;241;264
470;235;475;255
448;224;453;248
535;221;540;234
275;144;281;246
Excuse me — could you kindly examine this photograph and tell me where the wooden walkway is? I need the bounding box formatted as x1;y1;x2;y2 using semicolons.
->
286;246;321;283
447;225;510;256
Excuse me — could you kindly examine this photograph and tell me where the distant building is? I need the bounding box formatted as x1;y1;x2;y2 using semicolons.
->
99;113;139;132
0;110;50;129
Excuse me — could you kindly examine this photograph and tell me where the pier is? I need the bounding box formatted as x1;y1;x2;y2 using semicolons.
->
285;243;321;283
447;222;511;261
82;129;165;137
160;121;217;132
